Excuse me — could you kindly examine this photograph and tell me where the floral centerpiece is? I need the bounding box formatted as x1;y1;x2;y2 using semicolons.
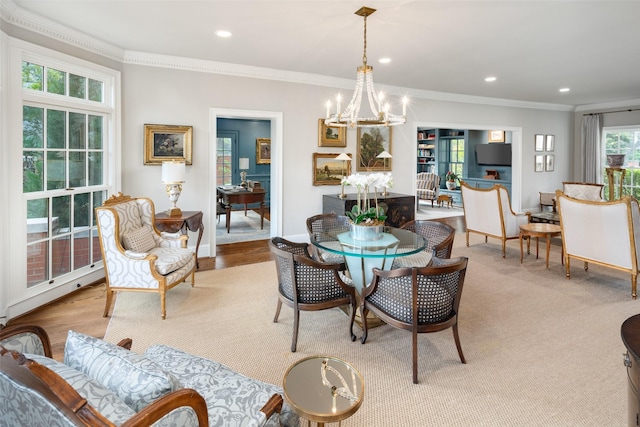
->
445;171;460;190
341;173;393;225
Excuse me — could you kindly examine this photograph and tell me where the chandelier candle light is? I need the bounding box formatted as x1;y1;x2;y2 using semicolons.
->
324;6;408;128
161;160;186;217
335;152;352;198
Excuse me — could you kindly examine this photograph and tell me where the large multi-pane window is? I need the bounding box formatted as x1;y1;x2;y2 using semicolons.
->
602;127;640;200
22;60;109;288
438;137;465;183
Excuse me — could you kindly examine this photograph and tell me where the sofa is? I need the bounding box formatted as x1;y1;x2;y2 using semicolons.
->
0;325;298;427
556;191;640;298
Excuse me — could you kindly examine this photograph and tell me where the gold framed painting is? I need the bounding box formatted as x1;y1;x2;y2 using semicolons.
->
488;130;505;143
356;126;392;171
256;138;271;164
318;119;346;147
144;124;193;165
313;152;352;186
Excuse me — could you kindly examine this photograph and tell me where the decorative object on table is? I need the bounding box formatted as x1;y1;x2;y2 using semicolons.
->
545;155;554;172
313;153;351;186
545;134;555;151
341;173;392;227
376;150;393;196
161;160;186;216
143;124;193;165
534;134;544;152
488;130;505;143
239;157;250;187
256;138;271;164
535;155;545;172
324;6;407;129
445;171;459;190
607;154;626;167
335;153;352;197
318;119;347;147
356;126;392;171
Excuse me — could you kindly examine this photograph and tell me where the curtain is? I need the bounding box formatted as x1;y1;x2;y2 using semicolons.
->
582;114;602;182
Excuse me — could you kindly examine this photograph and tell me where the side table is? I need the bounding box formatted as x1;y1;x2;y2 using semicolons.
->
519;223;562;269
283;355;364;426
155;211;204;269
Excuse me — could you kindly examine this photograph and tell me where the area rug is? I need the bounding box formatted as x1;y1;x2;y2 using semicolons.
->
215;209;270;245
105;235;635;426
416;201;465;220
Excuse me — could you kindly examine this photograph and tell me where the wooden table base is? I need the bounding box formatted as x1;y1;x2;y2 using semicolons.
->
519;223;562;269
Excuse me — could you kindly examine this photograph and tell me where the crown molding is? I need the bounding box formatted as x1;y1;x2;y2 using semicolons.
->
574;98;640;113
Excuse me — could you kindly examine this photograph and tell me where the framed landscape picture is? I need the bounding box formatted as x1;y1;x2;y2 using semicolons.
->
313;152;351;186
318;119;346;147
144;124;193;165
356;126;392;171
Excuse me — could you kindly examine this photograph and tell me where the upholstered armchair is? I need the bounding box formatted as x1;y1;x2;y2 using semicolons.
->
358;256;469;384
562;182;604;201
416;172;441;207
460;182;529;258
96;193;196;320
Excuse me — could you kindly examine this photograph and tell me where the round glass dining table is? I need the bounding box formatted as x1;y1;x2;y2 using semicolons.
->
310;225;427;292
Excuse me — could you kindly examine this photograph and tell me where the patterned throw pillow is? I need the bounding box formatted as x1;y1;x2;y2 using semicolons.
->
64;330;182;412
122;225;156;253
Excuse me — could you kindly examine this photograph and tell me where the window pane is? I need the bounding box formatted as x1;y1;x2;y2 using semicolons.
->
47;68;66;95
52;235;71;277
27;198;49;242
69;152;86;188
27;241;48;287
22;61;43;90
47;109;66;149
88;79;103;102
88;152;103;186
47;151;66;190
69;74;86;99
52;195;70;236
74;193;90;228
73;193;90;269
93;190;105;226
69;112;86;149
23;151;44;193
88;115;103;149
23;106;44;148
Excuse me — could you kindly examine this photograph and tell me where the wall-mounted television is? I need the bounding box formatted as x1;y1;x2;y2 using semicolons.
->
475;144;512;166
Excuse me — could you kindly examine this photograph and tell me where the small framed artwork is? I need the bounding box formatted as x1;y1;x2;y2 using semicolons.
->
535;155;545;172
488;130;505;143
535;134;544;152
256;138;271;164
356;126;392;171
545;134;555;152
545;155;555;172
318;119;346;147
313;153;352;186
144;124;193;165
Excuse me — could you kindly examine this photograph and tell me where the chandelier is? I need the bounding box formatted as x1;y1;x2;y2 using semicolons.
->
324;6;407;128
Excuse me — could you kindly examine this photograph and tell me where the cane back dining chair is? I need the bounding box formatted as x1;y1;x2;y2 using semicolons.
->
96;193;196;320
269;237;357;352
358;256;469;384
305;214;351;263
392;220;456;268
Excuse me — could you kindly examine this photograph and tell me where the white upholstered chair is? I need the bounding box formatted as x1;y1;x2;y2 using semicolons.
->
460;181;529;258
416;172;440;207
562;182;604;201
96;193;196;319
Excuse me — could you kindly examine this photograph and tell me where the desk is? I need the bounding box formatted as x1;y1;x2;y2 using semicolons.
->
519;223;562;269
283;355;363;426
216;186;266;233
155;210;204;269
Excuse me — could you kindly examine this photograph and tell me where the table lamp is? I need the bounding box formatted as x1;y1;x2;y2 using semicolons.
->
239;157;250;187
335;153;351;199
161;160;186;216
376;150;392;196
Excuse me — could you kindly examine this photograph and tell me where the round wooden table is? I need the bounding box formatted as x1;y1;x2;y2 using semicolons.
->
519;223;562;269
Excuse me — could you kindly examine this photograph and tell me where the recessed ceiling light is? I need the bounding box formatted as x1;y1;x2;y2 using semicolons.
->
215;30;232;38
379;58;391;64
559;87;570;93
485;76;497;82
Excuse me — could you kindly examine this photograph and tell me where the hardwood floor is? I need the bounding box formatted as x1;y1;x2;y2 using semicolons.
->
5;215;464;361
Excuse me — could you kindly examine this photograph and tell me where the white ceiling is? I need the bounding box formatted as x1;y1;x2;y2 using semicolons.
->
6;0;640;108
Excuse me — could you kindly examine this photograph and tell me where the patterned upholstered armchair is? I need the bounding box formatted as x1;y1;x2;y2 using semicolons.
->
96;193;196;320
416;172;441;207
562;182;604;201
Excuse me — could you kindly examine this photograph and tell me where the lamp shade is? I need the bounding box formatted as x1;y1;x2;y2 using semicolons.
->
161;161;186;183
376;150;392;159
335;153;351;161
239;157;250;170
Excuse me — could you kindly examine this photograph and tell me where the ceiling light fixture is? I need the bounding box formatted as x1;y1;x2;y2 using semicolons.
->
379;58;391;64
215;30;231;38
324;6;407;128
485;76;497;82
559;87;570;93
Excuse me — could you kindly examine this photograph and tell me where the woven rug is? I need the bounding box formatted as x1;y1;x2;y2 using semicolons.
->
105;235;635;426
215;209;270;244
416;201;464;220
